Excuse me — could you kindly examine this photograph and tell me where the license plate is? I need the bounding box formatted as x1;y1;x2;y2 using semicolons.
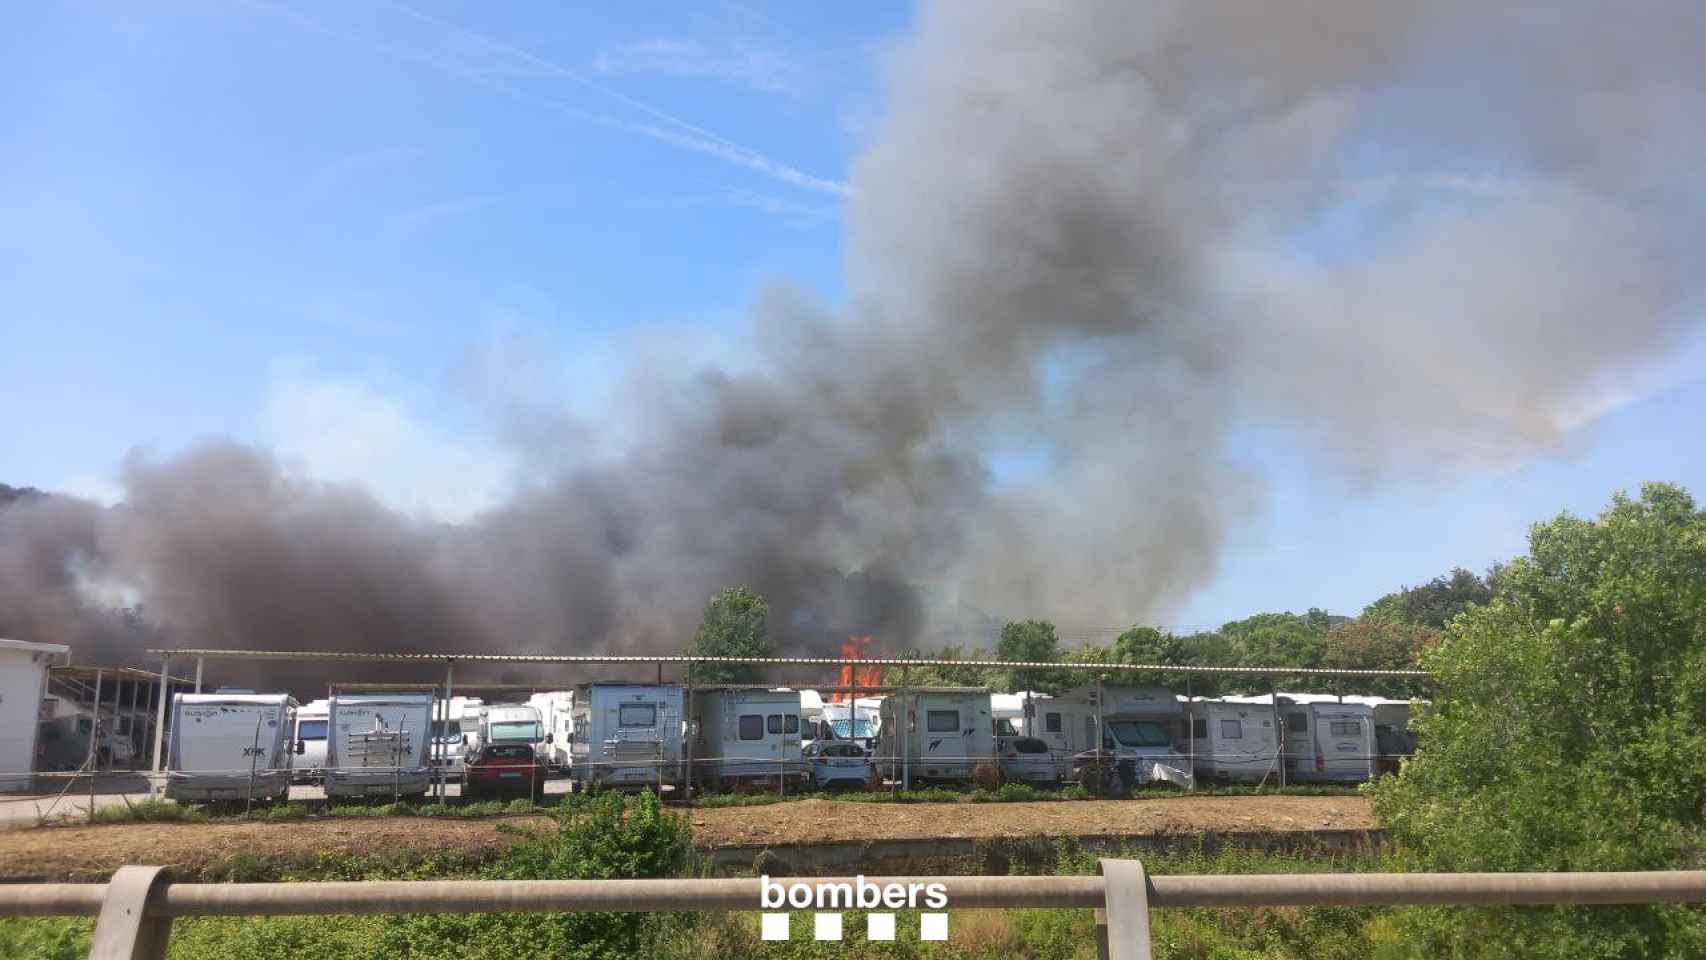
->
499;772;522;779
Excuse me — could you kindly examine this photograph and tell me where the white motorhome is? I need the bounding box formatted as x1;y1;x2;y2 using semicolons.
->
475;703;547;758
325;691;434;800
1186;699;1280;783
990;692;1052;738
527;691;576;771
567;683;682;791
293;699;329;783
0;639;67;791
1042;686;1189;786
430;696;481;783
822;697;882;748
873;689;994;784
165;693;300;803
689;687;804;790
1222;693;1378;783
36;697;138;772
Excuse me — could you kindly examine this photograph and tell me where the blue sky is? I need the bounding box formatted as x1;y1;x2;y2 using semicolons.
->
3;1;1704;631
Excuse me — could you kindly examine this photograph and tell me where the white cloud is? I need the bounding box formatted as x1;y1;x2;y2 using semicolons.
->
260;371;517;524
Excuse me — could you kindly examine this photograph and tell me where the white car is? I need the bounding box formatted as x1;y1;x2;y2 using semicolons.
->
805;741;872;790
997;736;1059;785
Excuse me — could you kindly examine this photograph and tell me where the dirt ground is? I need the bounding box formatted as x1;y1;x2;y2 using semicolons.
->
0;795;1373;881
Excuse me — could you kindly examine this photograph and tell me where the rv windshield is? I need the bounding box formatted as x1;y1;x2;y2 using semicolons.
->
490;721;542;742
298;720;328;740
1107;720;1173;748
830;719;874;739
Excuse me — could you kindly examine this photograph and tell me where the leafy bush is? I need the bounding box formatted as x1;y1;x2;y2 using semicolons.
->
374;790;694;959
1372;483;1706;958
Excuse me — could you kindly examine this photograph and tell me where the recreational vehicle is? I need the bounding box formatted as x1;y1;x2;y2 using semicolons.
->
165;693;300;803
689;687;805;790
527;691;576;771
873;689;994;784
1186;699;1280;783
36;699;137;772
1026;686;1187;785
430;696;481;783
567;683;682;791
475;703;547;758
293;699;329;783
822;697;881;748
324;691;434;800
1223;693;1379;783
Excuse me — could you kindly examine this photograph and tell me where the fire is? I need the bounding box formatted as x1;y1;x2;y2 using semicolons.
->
833;634;883;701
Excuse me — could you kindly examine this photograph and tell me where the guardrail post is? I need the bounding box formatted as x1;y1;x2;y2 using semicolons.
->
90;866;172;960
1096;858;1152;960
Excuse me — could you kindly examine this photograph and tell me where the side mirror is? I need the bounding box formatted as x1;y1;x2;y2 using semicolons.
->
546;733;554;744
295;739;306;755
460;734;468;746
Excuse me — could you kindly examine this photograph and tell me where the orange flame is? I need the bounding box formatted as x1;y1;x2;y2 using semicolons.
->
833;634;883;701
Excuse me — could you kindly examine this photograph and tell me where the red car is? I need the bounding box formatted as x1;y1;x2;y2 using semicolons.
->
463;744;548;801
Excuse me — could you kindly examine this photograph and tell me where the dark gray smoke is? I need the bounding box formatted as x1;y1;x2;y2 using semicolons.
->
2;0;1702;682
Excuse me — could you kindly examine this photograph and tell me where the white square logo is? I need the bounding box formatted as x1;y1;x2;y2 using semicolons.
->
761;912;790;941
867;912;896;941
920;912;950;941
814;912;843;941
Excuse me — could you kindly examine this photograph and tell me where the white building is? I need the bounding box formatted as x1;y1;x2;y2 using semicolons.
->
0;639;70;791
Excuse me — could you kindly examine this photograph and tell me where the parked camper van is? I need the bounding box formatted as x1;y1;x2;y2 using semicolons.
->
293;699;329;783
567;683;682;791
527;691;575;771
822;697;881;748
873;689;993;784
325;691;434;800
430;696;480;783
1186;700;1280;783
1223;693;1378;783
166;693;300;803
36;697;137;772
690;687;804;790
476;703;547;758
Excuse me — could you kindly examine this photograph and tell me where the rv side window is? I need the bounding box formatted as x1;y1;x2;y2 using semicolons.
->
1286;712;1308;733
738;715;765;740
1329;720;1362;736
78;718;92;734
1219;719;1243;740
766;715;783;735
1045;712;1062;733
1193;718;1208;739
618;704;657;728
926;710;960;733
783;714;799;734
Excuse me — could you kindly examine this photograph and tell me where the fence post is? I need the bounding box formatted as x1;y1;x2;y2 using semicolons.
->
1095;858;1152;960
89;865;172;960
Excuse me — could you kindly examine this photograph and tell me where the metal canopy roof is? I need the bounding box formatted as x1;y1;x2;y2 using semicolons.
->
147;647;1430;679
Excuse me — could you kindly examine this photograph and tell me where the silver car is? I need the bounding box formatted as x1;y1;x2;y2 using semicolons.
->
805;741;872;790
998;736;1059;785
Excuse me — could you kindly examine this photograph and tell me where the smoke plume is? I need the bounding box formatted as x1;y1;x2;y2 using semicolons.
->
2;1;1702;682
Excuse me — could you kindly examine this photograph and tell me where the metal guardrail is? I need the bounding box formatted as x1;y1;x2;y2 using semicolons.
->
5;865;1706;960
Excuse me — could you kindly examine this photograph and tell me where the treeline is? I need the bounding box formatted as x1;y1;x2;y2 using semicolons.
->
687;569;1500;697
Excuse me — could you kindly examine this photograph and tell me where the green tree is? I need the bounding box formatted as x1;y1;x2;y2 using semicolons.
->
1364;566;1499;629
1219;611;1330;669
997;619;1071;693
1372;483;1706;957
1320;617;1438;697
900;644;995;688
687;587;770;683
